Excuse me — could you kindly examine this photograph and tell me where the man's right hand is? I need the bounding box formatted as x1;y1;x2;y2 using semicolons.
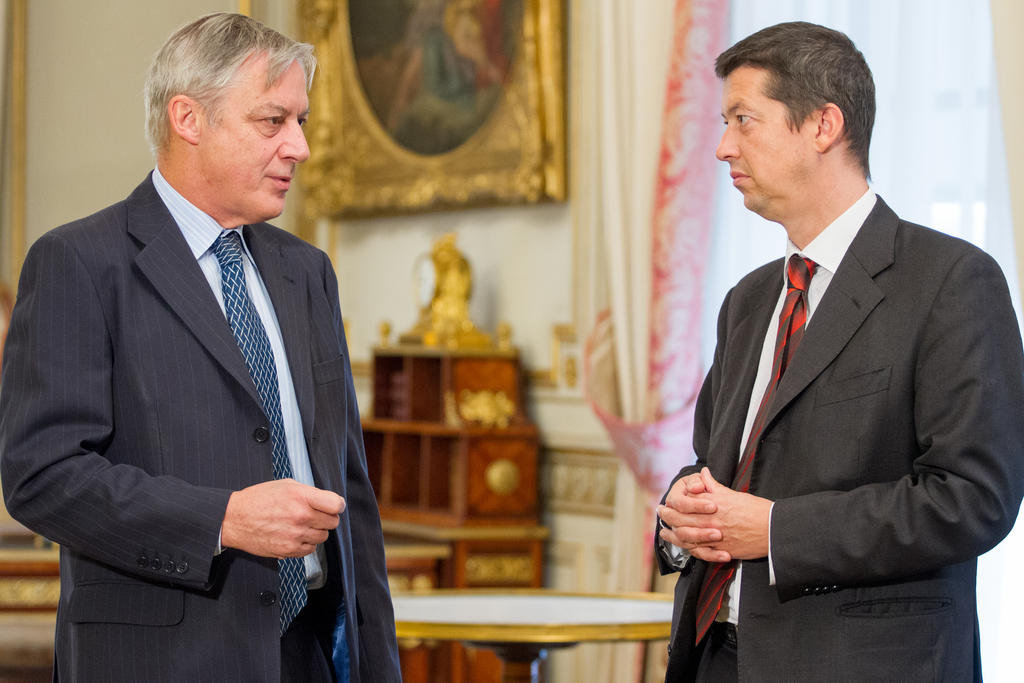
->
221;479;345;559
657;468;731;563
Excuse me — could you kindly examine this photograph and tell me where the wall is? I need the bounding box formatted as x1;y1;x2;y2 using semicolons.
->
23;0;234;245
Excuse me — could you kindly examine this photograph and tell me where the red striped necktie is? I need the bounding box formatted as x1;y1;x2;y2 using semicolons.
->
694;254;817;644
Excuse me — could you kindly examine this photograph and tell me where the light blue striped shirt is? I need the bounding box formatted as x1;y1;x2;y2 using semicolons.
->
152;167;324;587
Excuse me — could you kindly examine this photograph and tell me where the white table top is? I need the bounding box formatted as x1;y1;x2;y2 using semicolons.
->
392;589;672;644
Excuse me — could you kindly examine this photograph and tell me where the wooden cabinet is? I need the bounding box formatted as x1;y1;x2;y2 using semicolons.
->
368;346;547;683
366;347;540;528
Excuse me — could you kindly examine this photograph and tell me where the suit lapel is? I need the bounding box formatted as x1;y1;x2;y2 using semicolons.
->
712;263;781;482
126;176;262;408
244;225;315;441
764;197;898;427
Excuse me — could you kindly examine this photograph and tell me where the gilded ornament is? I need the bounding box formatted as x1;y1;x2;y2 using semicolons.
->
388;575;410;593
400;234;493;350
411;574;434;591
564;354;578;388
484;458;520;495
464;554;534;585
458;389;515;428
496;321;513;351
0;578;60;608
444;390;463;427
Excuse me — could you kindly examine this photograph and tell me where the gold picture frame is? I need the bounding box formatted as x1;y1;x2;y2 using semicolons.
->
297;0;565;218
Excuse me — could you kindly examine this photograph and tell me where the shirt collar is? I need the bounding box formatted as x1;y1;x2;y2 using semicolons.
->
152;166;247;260
785;188;877;275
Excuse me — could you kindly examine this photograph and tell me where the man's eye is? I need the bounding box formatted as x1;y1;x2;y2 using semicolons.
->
737;114;750;124
267;117;284;126
298;116;308;127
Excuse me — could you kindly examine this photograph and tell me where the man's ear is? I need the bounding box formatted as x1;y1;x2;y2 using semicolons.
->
167;95;202;146
812;103;845;153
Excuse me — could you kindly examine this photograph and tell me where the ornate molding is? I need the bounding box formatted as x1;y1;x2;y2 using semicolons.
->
0;577;59;609
542;449;618;517
388;573;436;594
546;540;583;568
527;322;577;389
464;554;535;585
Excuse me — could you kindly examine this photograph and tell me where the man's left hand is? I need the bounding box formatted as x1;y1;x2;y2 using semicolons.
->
658;467;773;561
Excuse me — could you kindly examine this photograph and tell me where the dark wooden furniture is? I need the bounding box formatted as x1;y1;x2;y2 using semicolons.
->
367;346;547;683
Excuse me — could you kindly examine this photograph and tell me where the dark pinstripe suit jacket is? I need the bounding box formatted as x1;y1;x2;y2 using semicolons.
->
0;176;401;682
659;198;1024;682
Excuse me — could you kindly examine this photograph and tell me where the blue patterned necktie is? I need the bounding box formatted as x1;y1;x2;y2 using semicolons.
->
212;229;307;635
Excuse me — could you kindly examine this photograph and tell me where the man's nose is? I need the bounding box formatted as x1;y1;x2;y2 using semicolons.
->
716;126;736;161
282;120;310;163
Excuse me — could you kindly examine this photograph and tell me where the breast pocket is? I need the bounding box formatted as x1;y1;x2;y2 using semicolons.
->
312;355;348;385
311;355;350;443
816;366;891;406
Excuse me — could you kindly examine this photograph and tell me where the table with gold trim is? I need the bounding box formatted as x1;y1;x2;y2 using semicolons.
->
392;589;673;683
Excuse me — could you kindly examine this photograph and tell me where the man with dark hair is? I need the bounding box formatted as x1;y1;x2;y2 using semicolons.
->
656;21;1024;681
0;13;400;682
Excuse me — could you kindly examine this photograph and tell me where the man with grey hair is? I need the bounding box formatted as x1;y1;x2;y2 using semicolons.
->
0;13;400;682
656;21;1024;681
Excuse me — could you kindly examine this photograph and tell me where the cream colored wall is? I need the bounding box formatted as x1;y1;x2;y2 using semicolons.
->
333;204;574;373
991;0;1024;307
23;1;234;246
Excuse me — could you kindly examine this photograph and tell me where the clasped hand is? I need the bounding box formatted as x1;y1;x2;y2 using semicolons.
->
657;467;772;563
221;479;345;559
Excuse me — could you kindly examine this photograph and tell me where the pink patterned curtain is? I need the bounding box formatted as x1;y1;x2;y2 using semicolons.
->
585;0;728;495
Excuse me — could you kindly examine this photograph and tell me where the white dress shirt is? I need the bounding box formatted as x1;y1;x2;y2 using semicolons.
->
720;188;877;623
152;167;325;587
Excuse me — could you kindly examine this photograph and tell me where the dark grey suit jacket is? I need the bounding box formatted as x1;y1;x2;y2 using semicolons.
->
0;176;401;682
660;198;1024;681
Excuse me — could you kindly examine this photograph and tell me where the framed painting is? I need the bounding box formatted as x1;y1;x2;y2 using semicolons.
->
297;0;565;218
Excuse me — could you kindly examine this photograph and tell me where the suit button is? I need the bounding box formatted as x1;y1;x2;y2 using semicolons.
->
137;554;149;568
813;586;823;595
258;591;277;606
253;427;270;443
150;558;162;571
164;560;176;573
802;587;812;595
176;561;189;575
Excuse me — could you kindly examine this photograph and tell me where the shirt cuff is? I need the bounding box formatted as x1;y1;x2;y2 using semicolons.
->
657;516;690;568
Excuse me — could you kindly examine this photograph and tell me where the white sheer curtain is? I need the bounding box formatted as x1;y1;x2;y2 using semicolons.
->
703;2;1021;680
574;2;676;681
